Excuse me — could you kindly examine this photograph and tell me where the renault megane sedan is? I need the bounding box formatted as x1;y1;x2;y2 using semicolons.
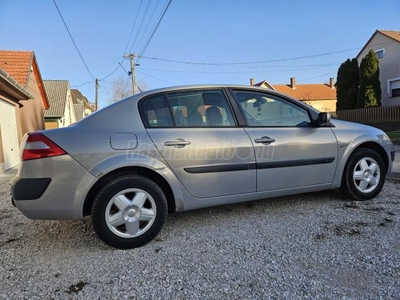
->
11;85;395;249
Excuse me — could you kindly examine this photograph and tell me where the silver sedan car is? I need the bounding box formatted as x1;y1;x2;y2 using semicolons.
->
11;85;395;249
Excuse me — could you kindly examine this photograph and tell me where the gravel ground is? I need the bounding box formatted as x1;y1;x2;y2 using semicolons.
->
1;178;399;300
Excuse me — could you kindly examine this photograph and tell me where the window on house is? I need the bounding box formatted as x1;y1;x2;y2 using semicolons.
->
375;49;384;59
389;80;400;98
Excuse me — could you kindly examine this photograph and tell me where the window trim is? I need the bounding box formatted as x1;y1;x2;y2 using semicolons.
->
387;77;400;98
227;88;315;128
375;48;385;59
138;88;238;129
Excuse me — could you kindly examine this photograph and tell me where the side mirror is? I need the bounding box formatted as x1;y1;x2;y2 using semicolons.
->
317;112;331;126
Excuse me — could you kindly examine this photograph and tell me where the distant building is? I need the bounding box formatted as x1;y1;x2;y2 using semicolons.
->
43;80;76;129
0;50;49;173
356;30;400;107
71;89;94;121
251;77;337;112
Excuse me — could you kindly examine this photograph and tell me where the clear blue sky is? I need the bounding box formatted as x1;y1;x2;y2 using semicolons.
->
1;0;399;109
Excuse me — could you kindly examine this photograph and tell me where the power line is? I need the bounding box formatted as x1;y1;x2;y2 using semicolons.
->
138;63;341;74
297;72;337;83
118;61;131;76
136;69;175;85
98;65;120;81
134;0;161;54
124;0;143;55
139;41;393;66
97;60;120;76
137;0;172;61
140;49;357;66
129;0;154;53
52;0;94;80
71;81;93;88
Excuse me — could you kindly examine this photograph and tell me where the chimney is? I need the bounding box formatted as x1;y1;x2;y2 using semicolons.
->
250;78;255;86
329;77;335;88
290;77;296;89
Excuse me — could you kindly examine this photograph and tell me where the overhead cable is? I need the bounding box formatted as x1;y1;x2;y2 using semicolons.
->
52;0;95;80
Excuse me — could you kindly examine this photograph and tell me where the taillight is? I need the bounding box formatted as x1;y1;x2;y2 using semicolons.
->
22;133;66;161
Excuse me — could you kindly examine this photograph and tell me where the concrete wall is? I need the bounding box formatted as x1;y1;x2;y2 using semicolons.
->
357;33;400;107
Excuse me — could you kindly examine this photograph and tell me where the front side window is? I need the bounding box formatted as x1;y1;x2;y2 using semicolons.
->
140;90;235;128
232;90;311;127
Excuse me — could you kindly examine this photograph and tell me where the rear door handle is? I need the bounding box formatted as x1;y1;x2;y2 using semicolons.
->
254;136;275;145
164;138;191;148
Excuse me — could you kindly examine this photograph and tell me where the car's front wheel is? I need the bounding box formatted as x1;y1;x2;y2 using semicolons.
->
342;148;386;201
92;175;167;249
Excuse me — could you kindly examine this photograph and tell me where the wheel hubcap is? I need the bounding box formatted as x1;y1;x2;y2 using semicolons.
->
105;188;157;239
353;157;380;194
123;206;140;222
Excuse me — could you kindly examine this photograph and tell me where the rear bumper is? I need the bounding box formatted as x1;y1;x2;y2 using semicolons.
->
12;178;51;200
11;155;97;220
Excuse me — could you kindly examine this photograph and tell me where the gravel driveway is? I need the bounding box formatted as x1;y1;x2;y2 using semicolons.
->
1;178;399;300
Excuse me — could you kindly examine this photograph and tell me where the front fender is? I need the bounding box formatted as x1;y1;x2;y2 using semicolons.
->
332;134;390;188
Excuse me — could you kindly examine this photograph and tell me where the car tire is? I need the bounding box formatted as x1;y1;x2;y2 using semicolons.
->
341;148;386;201
91;175;167;249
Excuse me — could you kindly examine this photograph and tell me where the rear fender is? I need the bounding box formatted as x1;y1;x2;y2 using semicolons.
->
88;154;185;211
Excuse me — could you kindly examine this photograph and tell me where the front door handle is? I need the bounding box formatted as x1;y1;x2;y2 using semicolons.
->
164;138;191;148
254;136;275;145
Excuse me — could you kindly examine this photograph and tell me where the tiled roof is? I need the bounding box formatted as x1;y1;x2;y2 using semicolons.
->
0;68;33;99
273;83;336;101
357;30;400;59
0;51;32;87
378;30;400;43
0;50;49;108
43;80;69;117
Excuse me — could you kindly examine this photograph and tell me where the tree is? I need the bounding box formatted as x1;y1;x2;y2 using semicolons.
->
357;50;381;108
336;58;359;110
107;76;147;103
108;75;132;103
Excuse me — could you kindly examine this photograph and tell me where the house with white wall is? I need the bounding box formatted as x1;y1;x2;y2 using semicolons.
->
43;80;77;129
357;30;400;107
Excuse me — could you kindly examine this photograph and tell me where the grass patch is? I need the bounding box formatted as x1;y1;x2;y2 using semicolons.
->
386;131;400;143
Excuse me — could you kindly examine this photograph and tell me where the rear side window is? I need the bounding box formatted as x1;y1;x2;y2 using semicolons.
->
140;94;173;127
140;89;235;128
166;90;235;127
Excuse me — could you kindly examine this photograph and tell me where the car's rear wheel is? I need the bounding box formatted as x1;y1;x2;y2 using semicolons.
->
342;148;386;201
91;175;167;249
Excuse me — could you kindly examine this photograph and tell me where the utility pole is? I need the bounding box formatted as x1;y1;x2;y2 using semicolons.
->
95;78;99;111
124;53;138;94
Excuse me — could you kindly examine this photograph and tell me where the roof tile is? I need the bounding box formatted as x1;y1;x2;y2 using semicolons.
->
0;51;32;87
43;80;69;117
378;30;400;43
273;84;336;100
